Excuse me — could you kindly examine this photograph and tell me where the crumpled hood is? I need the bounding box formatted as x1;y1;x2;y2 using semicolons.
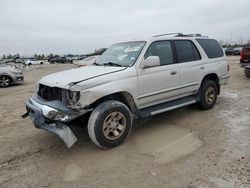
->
39;66;126;89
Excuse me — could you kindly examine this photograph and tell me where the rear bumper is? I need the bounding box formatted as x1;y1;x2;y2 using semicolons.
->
24;95;90;147
239;62;250;68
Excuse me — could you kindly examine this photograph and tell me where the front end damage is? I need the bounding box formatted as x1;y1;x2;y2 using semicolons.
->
23;95;91;148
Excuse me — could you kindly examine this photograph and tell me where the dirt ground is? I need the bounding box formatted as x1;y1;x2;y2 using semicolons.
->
0;56;249;188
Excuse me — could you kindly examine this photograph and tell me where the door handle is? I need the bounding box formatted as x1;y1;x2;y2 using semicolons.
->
170;70;177;75
200;66;205;70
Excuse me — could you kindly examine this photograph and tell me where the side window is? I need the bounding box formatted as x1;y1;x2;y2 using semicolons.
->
174;40;201;63
196;39;224;58
145;41;174;66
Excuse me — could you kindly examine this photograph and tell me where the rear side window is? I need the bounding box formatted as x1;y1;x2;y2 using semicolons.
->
174;40;201;63
196;39;224;58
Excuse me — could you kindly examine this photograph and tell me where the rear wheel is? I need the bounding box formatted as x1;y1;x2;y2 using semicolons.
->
0;75;13;87
88;100;132;149
198;79;218;110
244;67;250;78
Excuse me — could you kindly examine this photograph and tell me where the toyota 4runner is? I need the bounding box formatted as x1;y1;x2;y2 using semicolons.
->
23;33;230;149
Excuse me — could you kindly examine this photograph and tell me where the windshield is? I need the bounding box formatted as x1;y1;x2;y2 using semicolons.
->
96;41;146;67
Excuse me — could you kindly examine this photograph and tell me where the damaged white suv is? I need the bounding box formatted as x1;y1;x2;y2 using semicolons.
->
23;33;229;148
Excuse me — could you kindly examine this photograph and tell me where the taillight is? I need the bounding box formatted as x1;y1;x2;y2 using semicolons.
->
240;50;244;60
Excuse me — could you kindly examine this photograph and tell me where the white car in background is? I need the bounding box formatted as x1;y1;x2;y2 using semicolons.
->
74;55;100;67
25;59;44;65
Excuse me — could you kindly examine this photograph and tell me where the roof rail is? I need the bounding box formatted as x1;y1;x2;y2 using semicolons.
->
152;33;208;38
179;33;208;37
152;33;183;37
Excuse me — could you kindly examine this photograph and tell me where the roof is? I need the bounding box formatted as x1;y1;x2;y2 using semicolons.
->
129;33;209;43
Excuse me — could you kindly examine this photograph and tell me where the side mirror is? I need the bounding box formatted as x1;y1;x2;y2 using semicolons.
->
141;56;160;69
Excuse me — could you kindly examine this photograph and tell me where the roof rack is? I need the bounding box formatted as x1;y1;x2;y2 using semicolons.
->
179;33;207;37
152;33;208;38
152;33;183;37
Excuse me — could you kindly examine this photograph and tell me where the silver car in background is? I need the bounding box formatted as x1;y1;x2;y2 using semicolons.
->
0;65;24;87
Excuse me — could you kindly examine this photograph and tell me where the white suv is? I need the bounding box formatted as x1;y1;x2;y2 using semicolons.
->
23;33;230;148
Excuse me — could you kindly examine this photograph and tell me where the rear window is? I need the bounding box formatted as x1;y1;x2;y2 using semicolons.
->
174;40;201;63
196;39;224;58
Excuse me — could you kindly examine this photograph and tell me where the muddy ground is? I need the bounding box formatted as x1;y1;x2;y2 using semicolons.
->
0;56;249;188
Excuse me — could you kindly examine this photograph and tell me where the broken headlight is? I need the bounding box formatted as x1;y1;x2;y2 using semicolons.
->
61;90;80;105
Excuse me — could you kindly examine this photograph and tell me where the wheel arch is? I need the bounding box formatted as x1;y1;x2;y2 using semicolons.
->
201;73;220;95
89;91;139;114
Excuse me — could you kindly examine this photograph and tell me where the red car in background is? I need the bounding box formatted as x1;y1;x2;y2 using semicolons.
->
240;46;250;77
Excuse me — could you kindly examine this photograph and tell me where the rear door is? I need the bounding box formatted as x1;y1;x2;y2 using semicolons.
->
173;40;202;95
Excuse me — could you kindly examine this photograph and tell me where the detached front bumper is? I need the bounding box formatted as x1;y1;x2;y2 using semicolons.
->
23;95;89;148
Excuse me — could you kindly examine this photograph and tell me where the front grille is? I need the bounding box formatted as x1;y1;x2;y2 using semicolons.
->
38;84;63;101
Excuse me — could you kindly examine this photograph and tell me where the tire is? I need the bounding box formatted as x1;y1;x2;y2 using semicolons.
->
198;79;218;110
88;100;132;149
0;75;13;87
245;68;250;78
40;62;43;65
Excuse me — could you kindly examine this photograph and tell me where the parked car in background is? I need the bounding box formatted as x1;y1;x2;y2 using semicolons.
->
49;57;72;64
225;47;234;55
76;55;87;60
0;65;24;87
15;58;25;64
239;46;250;77
25;59;43;65
233;47;243;55
2;59;15;63
74;55;100;67
23;33;229;149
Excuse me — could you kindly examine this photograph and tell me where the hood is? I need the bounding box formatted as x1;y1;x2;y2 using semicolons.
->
39;65;126;89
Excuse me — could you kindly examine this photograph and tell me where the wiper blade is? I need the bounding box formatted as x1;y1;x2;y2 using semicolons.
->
93;62;101;66
103;62;123;67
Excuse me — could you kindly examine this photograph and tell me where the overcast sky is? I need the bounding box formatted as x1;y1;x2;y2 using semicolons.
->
0;0;250;56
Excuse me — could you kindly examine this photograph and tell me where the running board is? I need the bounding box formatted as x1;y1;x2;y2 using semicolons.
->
139;95;197;116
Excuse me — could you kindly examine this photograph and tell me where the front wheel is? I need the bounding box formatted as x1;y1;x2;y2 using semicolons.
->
245;68;250;78
198;79;218;110
0;75;13;87
88;100;132;149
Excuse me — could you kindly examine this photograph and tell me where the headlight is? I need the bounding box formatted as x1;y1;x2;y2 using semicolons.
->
61;90;80;105
68;91;80;105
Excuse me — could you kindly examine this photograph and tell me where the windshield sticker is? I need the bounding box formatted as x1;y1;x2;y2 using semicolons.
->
124;46;141;52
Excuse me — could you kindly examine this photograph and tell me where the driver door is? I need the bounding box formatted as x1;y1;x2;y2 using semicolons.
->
137;40;180;108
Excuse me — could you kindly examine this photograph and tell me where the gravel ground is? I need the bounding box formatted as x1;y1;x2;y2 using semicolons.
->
0;57;249;188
